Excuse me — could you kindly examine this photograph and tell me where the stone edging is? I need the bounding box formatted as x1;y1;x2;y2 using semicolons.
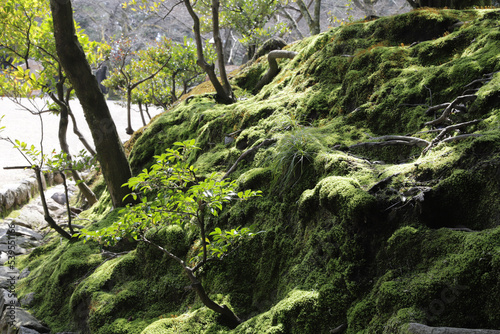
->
0;173;62;218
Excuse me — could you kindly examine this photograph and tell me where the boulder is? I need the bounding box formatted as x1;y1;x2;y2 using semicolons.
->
0;288;20;313
2;188;16;211
11;226;43;241
20;293;35;307
19;268;30;280
19;326;42;334
14;183;31;207
0;244;27;255
50;192;68;206
0;307;50;333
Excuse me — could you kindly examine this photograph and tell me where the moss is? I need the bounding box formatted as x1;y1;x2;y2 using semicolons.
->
16;8;500;334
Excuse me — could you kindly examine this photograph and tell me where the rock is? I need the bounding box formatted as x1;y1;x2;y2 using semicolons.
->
0;288;20;313
20;292;35;307
407;323;500;334
14;208;46;230
14;183;31;207
11;226;43;241
0;307;50;333
19;326;42;334
53;172;64;185
0;253;8;265
51;192;67;206
0;244;27;255
0;267;19;277
19;268;30;280
2;188;16;211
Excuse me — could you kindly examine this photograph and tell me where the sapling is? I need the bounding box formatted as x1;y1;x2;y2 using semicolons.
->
80;140;263;328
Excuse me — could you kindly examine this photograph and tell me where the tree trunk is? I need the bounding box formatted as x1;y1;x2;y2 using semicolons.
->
33;166;73;240
58;102;98;206
142;237;241;329
126;88;134;134
49;0;136;208
183;0;235;104
296;0;321;35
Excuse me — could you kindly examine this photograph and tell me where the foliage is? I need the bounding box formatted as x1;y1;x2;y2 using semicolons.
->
0;0;108;97
80;140;261;266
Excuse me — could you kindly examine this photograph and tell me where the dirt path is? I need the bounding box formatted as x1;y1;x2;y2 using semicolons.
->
0;97;163;189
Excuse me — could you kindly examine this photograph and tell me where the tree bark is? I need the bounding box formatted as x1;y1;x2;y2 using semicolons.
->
141;237;241;328
49;0;136;208
183;0;235;104
296;0;321;35
254;50;298;92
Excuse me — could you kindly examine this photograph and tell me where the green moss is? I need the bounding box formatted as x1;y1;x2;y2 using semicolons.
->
17;8;500;334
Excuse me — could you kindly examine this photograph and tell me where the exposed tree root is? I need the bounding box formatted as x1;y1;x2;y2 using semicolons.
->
349;72;496;157
254;50;298;92
424;94;477;127
349;135;429;149
421;119;482;155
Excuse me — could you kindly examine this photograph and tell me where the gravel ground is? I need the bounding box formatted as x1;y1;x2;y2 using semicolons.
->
0;97;163;189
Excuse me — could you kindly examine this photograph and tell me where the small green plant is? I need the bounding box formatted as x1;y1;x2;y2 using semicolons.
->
270;128;320;191
80;139;262;328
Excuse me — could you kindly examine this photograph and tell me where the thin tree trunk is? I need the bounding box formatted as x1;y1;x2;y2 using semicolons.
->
145;104;152;120
126;88;134;134
56;83;98;206
49;0;136;208
182;0;235;104
141;237;241;328
68;108;97;156
33;166;73;240
138;101;146;127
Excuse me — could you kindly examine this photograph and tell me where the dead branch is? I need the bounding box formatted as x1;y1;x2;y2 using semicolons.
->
421;119;482;155
221;138;277;180
424;94;477;127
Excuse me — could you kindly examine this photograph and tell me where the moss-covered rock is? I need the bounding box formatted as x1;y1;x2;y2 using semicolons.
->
16;8;500;334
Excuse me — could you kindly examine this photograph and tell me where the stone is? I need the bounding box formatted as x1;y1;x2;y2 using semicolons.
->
14;183;31;207
19;326;41;334
2;188;16;211
20;292;35;307
11;225;43;241
0;253;8;265
51;192;67;206
13;207;45;230
0;307;50;333
53;172;64;185
0;244;27;255
0;288;20;313
0;267;19;277
19;268;30;280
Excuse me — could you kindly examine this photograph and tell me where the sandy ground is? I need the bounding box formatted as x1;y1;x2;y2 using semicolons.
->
0;97;163;189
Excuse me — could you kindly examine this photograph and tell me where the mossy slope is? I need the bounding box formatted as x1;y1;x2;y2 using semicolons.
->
16;8;500;334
